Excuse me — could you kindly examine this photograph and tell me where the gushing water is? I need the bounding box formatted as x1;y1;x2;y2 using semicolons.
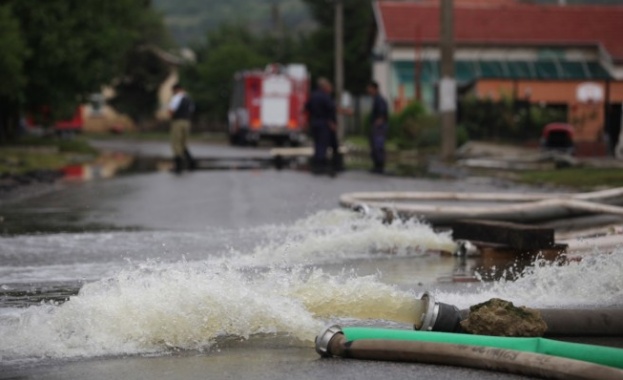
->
288;269;423;325
435;249;623;309
0;210;444;362
0;263;421;362
0;209;622;365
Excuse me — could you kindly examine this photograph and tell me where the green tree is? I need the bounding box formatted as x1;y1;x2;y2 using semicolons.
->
0;5;26;99
199;23;260;53
181;23;308;124
108;48;172;127
108;9;174;126
182;41;269;123
301;0;373;94
0;4;28;143
0;0;169;141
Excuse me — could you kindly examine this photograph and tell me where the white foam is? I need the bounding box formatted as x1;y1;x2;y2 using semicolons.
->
435;250;623;309
0;263;414;362
241;209;456;265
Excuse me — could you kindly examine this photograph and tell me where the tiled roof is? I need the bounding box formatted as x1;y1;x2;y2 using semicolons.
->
376;0;623;62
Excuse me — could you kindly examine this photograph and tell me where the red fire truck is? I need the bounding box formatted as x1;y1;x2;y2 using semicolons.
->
228;64;309;146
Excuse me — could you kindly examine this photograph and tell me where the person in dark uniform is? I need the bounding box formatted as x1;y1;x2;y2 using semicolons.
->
168;83;197;174
305;77;337;175
367;81;389;174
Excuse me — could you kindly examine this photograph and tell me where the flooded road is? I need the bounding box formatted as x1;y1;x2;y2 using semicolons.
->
1;144;622;379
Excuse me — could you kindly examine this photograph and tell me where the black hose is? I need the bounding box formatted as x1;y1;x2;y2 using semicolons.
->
439;307;623;337
538;309;623;337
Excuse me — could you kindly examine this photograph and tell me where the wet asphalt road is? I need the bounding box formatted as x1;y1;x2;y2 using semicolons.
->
4;139;537;234
8;168;532;233
0;140;543;379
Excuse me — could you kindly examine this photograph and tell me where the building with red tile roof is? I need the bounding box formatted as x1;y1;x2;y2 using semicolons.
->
377;0;623;62
372;0;623;152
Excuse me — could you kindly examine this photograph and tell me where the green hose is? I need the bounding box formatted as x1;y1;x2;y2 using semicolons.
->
343;327;623;370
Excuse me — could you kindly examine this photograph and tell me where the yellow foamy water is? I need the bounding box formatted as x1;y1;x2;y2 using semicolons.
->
287;270;422;325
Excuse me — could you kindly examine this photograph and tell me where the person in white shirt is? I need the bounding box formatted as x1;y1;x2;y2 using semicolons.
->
168;83;196;173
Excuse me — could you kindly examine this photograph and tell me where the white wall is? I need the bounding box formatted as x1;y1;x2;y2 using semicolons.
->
373;59;391;103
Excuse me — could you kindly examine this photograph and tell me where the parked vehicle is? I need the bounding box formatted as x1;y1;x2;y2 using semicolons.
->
228;64;309;146
541;122;574;155
25;106;83;137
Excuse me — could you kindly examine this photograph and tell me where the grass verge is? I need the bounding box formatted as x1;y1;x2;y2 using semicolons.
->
519;167;623;189
0;136;98;174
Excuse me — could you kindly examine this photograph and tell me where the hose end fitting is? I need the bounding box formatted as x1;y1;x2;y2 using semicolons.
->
416;292;462;333
315;325;344;357
416;292;439;331
351;203;371;216
454;240;480;257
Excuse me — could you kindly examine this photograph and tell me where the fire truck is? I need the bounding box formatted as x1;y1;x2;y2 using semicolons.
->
228;64;309;146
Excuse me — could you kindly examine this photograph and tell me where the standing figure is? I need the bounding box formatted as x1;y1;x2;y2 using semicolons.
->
168;83;197;174
305;78;337;175
368;81;389;174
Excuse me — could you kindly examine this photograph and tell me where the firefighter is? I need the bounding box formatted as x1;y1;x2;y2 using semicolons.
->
305;77;337;175
367;81;389;174
168;83;197;174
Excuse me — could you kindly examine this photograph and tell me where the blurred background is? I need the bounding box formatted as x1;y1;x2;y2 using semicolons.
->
2;0;623;176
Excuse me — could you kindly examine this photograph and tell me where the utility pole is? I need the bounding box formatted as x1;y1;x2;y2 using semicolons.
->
439;0;456;161
414;24;422;102
334;0;345;142
271;0;284;58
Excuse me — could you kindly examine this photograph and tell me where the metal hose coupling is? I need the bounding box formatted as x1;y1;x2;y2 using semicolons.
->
351;203;371;216
416;292;463;333
315;325;344;357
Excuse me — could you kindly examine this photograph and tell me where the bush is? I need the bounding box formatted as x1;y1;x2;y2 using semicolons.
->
362;100;469;151
456;124;469;147
388;101;440;149
458;95;566;142
389;101;426;139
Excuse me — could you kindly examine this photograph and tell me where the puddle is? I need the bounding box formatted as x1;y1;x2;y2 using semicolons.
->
62;152;135;180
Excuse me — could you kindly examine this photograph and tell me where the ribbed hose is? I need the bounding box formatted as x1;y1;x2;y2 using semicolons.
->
324;333;623;380
342;327;623;370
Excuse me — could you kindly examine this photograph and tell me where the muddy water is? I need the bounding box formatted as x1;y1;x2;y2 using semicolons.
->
1;170;622;379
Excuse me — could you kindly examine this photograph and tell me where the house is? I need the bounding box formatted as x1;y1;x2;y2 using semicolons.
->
372;0;623;153
82;46;191;133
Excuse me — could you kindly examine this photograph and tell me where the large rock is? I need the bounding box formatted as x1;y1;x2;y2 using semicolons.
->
460;298;547;337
